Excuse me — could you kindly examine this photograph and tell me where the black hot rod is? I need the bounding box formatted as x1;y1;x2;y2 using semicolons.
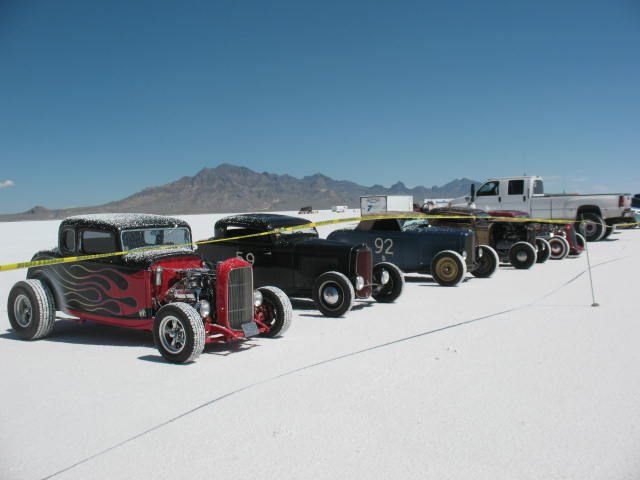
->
197;213;404;317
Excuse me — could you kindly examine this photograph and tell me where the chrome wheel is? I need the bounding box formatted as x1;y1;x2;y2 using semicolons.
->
158;315;187;354
14;294;33;328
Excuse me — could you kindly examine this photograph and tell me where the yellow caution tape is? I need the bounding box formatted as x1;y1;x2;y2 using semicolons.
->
0;213;636;273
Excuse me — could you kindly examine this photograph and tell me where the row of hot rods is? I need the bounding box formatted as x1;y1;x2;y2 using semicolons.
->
7;207;590;363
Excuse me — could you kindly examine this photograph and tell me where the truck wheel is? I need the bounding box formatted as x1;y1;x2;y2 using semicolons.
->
600;224;614;240
548;236;570;260
431;250;467;286
153;303;205;364
372;262;404;303
8;279;56;340
256;286;292;337
313;271;355;317
578;213;606;242
508;242;537;269
535;237;551;263
471;245;499;278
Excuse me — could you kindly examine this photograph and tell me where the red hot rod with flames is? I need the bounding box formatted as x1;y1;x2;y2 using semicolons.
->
7;214;292;363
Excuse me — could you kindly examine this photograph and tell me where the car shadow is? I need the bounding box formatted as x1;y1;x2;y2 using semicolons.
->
0;319;152;348
292;298;377;318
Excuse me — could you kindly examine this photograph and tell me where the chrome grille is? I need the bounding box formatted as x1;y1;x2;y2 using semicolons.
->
227;266;254;329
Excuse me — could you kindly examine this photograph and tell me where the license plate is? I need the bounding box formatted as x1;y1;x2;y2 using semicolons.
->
241;322;259;337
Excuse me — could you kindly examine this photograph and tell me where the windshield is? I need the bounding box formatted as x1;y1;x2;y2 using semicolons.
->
279;225;318;237
121;227;192;251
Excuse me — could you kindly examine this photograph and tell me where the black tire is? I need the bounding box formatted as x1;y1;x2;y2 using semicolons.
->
312;271;355;317
575;233;586;249
372;262;404;303
508;241;537;269
548;236;570;260
431;250;467;286
535;237;551;264
256;286;292;337
153;303;205;364
577;213;606;242
471;245;499;278
600;224;614;240
8;280;56;340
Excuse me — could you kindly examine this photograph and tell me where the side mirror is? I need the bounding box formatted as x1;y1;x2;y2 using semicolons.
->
470;184;476;203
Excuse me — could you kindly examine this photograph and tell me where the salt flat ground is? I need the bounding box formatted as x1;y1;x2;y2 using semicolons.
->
0;211;639;480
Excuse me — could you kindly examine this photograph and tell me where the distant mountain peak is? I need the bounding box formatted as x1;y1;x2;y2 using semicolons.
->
0;164;481;221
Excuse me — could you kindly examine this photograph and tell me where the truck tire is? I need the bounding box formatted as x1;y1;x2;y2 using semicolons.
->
431;250;467;286
508;241;537;269
578;213;606;242
600;224;614;240
153;303;205;364
313;271;355;317
535;237;551;263
8;279;56;340
548;236;570;260
256;286;292;337
471;245;499;278
372;262;404;303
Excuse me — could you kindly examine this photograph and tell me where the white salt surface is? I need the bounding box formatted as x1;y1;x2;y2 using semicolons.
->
0;211;639;480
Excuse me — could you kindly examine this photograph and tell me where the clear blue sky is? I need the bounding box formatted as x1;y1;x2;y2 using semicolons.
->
1;0;638;213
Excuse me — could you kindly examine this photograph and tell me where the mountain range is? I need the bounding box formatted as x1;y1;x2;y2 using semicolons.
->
0;164;480;221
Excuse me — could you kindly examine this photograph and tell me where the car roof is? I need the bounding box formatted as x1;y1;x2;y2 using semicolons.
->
62;213;191;232
215;213;313;231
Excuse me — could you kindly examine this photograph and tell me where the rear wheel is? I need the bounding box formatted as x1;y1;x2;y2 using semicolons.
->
548;236;570;260
8;279;56;340
313;271;355;317
577;213;606;241
153;303;205;364
372;262;404;303
256;286;292;337
431;250;467;286
471;245;499;278
508;242;537;269
535;237;551;263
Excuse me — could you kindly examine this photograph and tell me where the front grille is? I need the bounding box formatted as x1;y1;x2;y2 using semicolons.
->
355;248;373;297
227;266;253;329
466;233;476;265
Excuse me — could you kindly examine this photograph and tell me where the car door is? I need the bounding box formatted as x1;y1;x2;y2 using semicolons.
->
500;179;530;212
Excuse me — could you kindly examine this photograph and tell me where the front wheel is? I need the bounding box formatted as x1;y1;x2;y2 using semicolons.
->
508;241;537;269
312;271;355;317
548;236;570;260
431;250;467;286
256;286;292;337
8;279;56;340
535;237;551;263
372;262;404;303
471;245;499;278
153;303;205;364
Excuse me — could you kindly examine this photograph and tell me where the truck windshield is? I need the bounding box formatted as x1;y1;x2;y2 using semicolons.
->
121;227;192;251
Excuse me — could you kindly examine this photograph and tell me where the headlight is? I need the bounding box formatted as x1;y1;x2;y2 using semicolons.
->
355;275;365;291
198;300;211;318
380;270;390;285
253;290;263;307
461;250;467;259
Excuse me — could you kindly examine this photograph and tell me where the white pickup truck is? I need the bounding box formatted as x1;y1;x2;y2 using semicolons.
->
450;176;633;241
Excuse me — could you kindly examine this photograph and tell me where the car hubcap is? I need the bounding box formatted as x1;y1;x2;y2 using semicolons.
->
159;316;186;354
438;260;458;282
516;251;528;262
14;294;32;328
321;284;341;306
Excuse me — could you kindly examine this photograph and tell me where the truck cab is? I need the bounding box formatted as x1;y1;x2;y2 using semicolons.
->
473;176;544;214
